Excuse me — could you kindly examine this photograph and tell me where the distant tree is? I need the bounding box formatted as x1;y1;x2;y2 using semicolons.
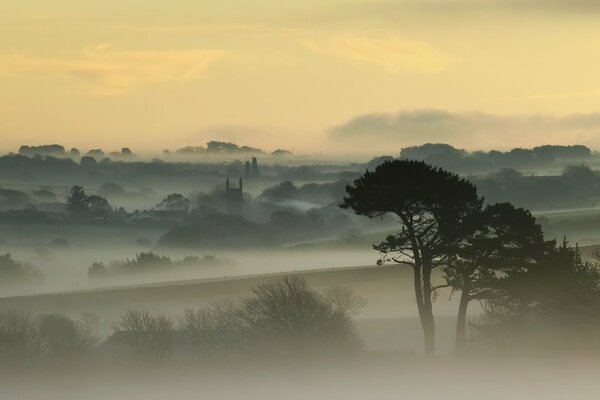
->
86;195;112;219
323;286;367;316
562;164;596;185
69;148;80;157
261;181;298;201
121;147;133;156
66;185;88;217
445;203;553;353
86;149;105;158
272;149;292;157
155;193;190;212
341;160;482;355
80;156;97;166
88;262;108;278
0;253;41;285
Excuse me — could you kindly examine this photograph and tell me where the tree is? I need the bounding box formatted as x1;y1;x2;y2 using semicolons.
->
472;239;600;350
261;181;298;201
341;160;482;355
0;310;38;362
181;301;239;360
155;193;190;212
238;276;358;355
86;195;112;219
116;309;174;361
66;185;88;216
445;203;552;353
323;286;368;316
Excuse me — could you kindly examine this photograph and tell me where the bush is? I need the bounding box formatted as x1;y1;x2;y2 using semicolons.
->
38;313;98;359
116;309;174;361
0;310;38;362
88;262;108;278
181;301;239;360
0;253;41;285
237;276;360;355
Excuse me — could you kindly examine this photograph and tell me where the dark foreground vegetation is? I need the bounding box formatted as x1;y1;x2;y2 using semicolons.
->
342;159;600;355
0;276;364;366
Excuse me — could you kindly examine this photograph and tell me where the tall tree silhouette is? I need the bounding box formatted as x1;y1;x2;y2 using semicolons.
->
66;185;88;218
445;203;552;353
341;160;482;355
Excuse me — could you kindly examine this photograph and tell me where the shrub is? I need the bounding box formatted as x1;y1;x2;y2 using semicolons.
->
116;309;174;361
0;254;41;285
38;313;98;359
181;301;239;360
238;276;360;355
0;310;38;362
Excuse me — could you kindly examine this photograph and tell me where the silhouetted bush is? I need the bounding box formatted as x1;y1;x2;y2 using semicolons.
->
0;254;41;285
38;313;98;359
237;276;361;356
181;301;239;360
115;309;175;361
0;310;38;363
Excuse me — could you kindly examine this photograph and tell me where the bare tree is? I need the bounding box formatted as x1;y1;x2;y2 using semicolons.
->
116;309;174;360
181;300;238;360
0;310;38;362
323;286;367;316
238;275;359;354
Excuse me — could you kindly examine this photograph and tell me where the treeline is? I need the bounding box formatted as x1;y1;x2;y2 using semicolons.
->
18;144;135;160
0;277;364;365
88;252;222;278
0;154;345;190
400;143;593;173
172;141;265;155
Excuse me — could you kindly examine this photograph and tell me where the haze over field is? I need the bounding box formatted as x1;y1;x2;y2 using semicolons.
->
4;2;600;400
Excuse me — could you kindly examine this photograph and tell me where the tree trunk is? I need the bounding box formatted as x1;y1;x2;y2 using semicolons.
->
455;290;470;354
413;262;435;356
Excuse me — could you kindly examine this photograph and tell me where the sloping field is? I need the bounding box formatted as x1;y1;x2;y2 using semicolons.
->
0;264;462;353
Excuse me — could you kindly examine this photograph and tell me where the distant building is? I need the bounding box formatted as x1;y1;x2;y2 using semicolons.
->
251;157;260;177
243;157;260;180
225;177;244;214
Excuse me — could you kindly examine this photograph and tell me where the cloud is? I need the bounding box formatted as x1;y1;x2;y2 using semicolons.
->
0;44;227;95
303;34;450;74
330;110;600;150
351;0;600;13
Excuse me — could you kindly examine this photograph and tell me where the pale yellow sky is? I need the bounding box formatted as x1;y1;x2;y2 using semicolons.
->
2;0;600;155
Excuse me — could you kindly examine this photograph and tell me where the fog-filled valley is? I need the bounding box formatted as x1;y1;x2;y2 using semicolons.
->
3;142;600;399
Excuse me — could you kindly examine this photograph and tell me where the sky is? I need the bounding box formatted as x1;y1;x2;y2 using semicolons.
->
2;0;600;156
